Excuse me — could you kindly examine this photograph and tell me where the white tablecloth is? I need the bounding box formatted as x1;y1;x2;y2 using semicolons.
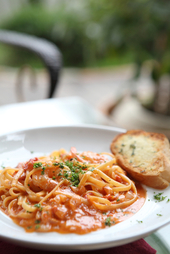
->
0;96;108;135
0;96;169;252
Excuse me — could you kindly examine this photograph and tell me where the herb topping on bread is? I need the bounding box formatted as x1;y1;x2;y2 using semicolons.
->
110;130;170;189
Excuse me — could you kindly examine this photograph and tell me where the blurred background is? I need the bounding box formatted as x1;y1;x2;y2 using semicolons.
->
0;0;170;134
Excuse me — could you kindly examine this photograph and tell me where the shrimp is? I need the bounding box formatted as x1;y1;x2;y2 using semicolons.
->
70;147;85;162
32;170;58;192
70;147;108;164
80;151;108;164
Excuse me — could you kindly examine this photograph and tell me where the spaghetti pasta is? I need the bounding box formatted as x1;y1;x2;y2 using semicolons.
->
0;147;146;234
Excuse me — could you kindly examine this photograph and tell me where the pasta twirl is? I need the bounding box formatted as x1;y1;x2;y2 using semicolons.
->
0;147;146;234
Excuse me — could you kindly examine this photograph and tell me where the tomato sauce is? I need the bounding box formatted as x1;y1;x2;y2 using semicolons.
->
7;182;146;234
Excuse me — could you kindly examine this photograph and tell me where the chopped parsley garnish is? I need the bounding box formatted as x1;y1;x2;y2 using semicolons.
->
105;217;111;226
157;214;162;217
35;225;40;230
34;203;43;211
118;148;123;154
58;160;86;187
1;164;5;169
137;220;143;223
34;203;41;208
35;220;41;224
41;166;46;175
130;144;136;156
53;162;64;169
64;171;69;178
70;172;79;186
153;192;167;202
89;167;95;172
33;162;42;168
81;164;88;170
167;199;170;203
54;160;88;186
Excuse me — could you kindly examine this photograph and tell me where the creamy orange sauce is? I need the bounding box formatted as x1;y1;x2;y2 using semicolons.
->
0;149;146;234
1;182;145;234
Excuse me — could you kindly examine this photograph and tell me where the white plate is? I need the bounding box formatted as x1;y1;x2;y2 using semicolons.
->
0;125;170;251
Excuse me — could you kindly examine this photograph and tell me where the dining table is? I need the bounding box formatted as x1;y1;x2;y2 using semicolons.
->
0;96;169;254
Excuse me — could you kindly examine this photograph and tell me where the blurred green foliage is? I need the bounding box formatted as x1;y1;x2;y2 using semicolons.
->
1;0;170;114
0;0;170;76
0;2;100;67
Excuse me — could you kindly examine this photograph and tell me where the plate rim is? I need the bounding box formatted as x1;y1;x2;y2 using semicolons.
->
0;124;170;251
0;123;126;138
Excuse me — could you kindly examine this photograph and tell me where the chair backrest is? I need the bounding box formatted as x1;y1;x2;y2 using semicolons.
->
0;29;62;98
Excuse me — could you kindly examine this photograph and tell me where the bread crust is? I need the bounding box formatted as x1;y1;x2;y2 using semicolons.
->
110;130;170;189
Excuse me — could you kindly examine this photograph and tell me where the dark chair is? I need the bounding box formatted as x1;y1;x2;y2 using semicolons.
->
0;29;62;99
